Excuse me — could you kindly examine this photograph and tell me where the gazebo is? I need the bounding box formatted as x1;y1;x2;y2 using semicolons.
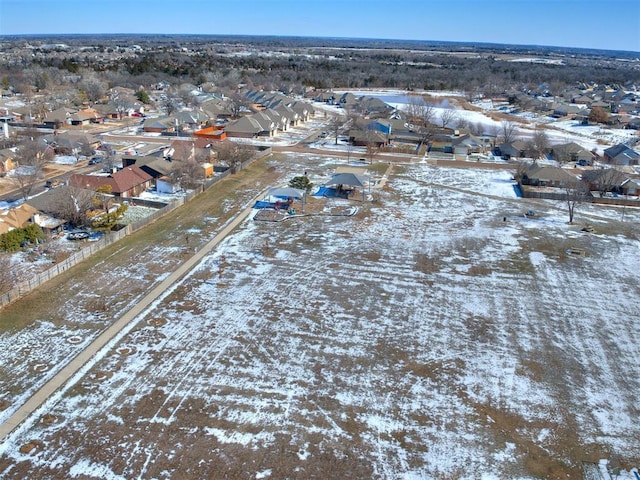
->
255;186;306;212
324;172;370;201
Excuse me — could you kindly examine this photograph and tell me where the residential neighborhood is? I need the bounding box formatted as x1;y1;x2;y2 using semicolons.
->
0;33;639;480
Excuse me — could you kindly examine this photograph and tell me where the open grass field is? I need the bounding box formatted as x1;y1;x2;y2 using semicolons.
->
0;155;639;479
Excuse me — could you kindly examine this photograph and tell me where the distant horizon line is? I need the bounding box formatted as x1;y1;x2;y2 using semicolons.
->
1;33;639;56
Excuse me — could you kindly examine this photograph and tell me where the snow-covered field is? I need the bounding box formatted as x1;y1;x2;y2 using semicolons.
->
0;157;638;479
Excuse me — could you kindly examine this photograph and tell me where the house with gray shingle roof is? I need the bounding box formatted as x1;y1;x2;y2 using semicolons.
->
604;144;640;166
521;163;579;188
224;116;268;138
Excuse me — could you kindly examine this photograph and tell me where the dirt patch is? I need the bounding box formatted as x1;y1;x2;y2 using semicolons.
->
40;414;58;426
18;440;43;455
471;400;610;479
116;346;136;356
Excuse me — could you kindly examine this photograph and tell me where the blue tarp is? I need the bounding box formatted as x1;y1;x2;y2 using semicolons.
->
253;201;276;209
253;200;294;210
312;186;349;198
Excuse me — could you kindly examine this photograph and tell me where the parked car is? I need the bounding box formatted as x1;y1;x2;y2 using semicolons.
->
67;231;90;241
88;157;102;165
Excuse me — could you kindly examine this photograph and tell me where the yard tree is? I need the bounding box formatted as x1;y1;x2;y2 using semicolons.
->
213;141;255;171
100;143;117;172
93;185;114;213
564;180;590;224
588;106;609;124
89;203;127;232
227;92;250;119
136;89;151;105
439;108;459;129
12;137;52;200
51;186;95;227
111;91;133;119
588;168;623;197
527;129;550;160
170;156;202;189
161;96;179;116
403;95;422;121
553;144;575;164
500;120;518;144
364;129;380;164
329;114;345;145
513;161;530;185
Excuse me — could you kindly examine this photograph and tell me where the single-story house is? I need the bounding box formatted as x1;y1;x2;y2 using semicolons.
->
0;203;39;235
69;108;103;126
122;155;173;180
496;140;531;159
621;178;640;196
349;129;389;147
143;117;175;134
43;132;101;155
551;142;594;164
581;168;629;194
603;144;640;166
69;164;153;198
43;107;76;129
452;133;486;155
224;116;269;138
520;164;579;188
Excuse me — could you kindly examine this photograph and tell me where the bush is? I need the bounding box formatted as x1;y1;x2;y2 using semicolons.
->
0;224;45;252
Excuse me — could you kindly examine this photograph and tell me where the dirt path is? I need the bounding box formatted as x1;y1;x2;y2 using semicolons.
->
0;190;265;442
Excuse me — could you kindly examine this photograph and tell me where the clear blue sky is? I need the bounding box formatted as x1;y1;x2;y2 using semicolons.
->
1;0;638;52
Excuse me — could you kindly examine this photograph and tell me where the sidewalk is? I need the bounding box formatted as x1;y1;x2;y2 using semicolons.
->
0;192;263;443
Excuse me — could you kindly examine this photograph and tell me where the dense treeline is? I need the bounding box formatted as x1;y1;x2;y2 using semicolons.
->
1;35;638;97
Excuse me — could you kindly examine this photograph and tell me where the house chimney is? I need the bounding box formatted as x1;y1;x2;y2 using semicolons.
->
2;121;8;139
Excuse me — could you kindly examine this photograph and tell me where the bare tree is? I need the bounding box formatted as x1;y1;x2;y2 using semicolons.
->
161;96;179;116
111;92;133;119
527;129;550;160
364;130;380;164
513;161;530;185
584;168;623;198
552;144;574;164
439;108;459;129
0;255;21;294
226;92;250;119
212;141;255;171
80;74;107;103
170;157;202;189
404;94;425;122
500;121;518;144
11;138;52;200
49;185;95;227
564;181;590;224
404;95;436;128
329;114;345;145
100;143;117;172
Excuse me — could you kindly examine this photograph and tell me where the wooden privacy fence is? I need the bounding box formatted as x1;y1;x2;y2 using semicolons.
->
0;148;271;309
